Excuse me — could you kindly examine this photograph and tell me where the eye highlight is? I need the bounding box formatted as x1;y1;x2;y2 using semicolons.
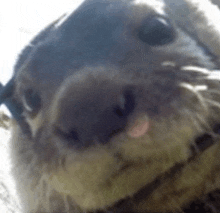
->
138;16;175;46
23;88;41;114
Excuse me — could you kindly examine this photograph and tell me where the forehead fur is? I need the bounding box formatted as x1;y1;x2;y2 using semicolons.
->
14;0;220;90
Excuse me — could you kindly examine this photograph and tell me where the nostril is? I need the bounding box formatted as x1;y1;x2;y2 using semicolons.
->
67;130;80;141
213;123;220;135
54;88;136;149
114;107;124;117
55;127;80;143
113;89;135;118
194;133;215;152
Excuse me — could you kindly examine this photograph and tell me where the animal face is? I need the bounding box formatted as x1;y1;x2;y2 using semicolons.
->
2;0;220;212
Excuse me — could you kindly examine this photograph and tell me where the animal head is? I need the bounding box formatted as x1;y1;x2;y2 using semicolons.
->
1;0;220;212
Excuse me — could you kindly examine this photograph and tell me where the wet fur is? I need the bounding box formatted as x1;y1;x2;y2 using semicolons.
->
7;0;220;212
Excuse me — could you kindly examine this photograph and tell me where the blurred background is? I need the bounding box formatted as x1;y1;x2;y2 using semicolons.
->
0;0;83;84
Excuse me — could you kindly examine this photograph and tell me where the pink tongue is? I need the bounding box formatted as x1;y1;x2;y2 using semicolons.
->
128;118;150;138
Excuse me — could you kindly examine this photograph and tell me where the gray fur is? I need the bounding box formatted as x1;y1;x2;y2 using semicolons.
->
7;0;220;212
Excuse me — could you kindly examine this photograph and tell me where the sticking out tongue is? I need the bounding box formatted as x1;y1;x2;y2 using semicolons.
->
128;117;150;138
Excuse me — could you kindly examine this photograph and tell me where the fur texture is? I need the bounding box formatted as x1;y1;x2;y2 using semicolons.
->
3;0;220;212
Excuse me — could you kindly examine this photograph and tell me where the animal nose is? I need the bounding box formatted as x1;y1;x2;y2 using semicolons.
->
52;74;136;149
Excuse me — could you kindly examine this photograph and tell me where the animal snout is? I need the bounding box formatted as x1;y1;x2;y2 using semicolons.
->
51;71;136;149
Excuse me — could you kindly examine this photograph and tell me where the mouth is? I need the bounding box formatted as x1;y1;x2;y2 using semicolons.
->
2;66;220;213
97;128;220;213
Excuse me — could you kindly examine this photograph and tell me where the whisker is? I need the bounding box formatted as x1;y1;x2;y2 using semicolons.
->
202;89;220;95
179;83;209;113
187;110;209;133
204;99;220;109
200;88;220;98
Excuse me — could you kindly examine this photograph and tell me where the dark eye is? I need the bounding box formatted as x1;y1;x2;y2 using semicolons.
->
114;89;135;117
23;88;41;113
138;16;175;46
